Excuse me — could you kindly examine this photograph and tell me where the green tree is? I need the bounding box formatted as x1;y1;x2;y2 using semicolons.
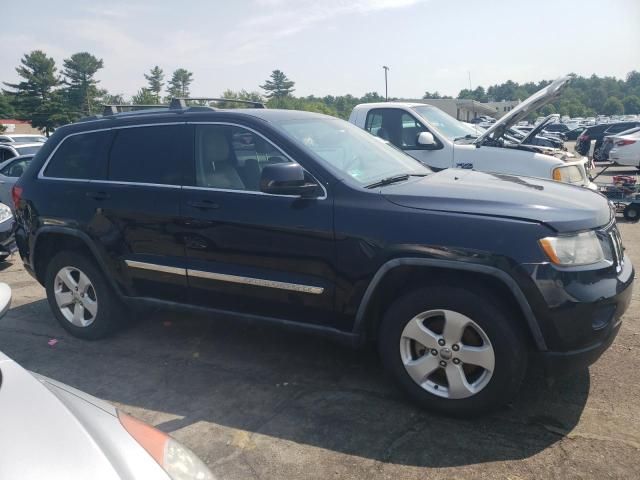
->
0;93;16;118
144;66;164;103
131;88;158;105
622;95;640;115
423;91;443;99
31;91;74;134
260;70;295;100
217;89;263;108
167;68;193;98
3;50;62;133
62;52;105;117
540;104;556;116
602;96;624;115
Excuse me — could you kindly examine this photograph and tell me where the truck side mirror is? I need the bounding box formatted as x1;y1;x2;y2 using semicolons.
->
417;132;436;148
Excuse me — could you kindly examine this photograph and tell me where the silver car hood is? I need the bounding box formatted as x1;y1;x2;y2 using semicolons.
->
474;75;573;146
0;352;169;480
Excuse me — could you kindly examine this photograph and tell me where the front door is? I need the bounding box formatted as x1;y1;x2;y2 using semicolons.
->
179;123;336;326
364;108;451;170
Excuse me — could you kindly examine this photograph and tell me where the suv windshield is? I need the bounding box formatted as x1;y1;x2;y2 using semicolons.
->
411;106;480;141
272;116;430;185
15;145;41;155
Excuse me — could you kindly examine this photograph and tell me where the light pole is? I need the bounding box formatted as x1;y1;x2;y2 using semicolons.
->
383;65;390;101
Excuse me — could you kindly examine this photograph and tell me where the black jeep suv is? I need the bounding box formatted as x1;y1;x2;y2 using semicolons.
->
12;105;634;415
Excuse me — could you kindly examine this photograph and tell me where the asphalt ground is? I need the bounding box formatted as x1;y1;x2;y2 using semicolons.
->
0;164;638;480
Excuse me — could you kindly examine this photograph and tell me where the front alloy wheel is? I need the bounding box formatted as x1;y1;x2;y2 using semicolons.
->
400;309;495;399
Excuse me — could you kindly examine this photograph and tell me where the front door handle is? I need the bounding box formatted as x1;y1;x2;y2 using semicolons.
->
187;200;220;210
86;191;111;200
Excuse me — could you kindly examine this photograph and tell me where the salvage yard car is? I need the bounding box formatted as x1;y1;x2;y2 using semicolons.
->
0;283;214;480
12;102;634;415
349;75;596;189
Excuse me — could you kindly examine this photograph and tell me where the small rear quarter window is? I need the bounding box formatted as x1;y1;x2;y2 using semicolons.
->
44;130;112;179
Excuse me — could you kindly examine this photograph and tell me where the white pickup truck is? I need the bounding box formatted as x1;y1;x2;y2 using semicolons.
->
349;75;596;189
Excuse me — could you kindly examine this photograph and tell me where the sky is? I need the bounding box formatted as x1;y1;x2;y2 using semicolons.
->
1;0;639;100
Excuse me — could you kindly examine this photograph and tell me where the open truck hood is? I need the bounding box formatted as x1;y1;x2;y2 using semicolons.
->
474;75;573;146
521;114;561;145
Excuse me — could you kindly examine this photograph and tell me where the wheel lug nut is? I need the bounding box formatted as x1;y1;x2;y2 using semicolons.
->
453;358;461;365
452;344;459;351
431;349;438;356
439;360;447;367
437;338;446;346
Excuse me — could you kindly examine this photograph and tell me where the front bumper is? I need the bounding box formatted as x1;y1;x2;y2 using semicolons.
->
522;252;634;373
0;217;16;257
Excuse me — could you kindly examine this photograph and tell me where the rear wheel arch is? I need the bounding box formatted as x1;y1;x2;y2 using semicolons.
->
32;228;122;296
353;258;547;351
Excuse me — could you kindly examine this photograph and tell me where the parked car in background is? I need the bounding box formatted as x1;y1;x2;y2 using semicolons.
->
541;122;570;135
350;76;595;189
0;133;47;144
0;155;33;208
600;126;640;163
12;103;633;415
575;122;640;159
0;202;16;262
608;130;640;170
565;127;585;141
0;142;42;163
0;284;213;480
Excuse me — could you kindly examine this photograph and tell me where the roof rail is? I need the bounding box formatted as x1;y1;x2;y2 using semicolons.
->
169;98;265;109
102;104;170;116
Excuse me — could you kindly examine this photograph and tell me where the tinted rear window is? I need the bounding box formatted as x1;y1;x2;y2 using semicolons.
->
108;125;188;185
44;131;112;179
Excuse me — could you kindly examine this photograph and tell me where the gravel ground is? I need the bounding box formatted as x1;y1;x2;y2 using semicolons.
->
0;165;638;480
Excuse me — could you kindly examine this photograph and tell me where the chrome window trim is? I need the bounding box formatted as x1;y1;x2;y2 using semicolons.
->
37;123;185;182
188;121;328;200
36;121;328;200
125;260;186;276
187;269;324;295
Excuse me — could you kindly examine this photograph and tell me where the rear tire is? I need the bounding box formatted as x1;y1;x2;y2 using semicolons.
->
45;251;125;339
623;204;639;222
378;285;527;416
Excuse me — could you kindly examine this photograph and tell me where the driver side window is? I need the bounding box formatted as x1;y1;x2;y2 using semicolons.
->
400;113;428;148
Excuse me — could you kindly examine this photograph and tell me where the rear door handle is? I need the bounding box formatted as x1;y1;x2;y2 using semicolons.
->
187;200;219;210
86;191;111;200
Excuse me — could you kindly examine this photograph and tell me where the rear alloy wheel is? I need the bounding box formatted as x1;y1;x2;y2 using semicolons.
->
53;266;99;327
45;251;124;339
379;286;527;416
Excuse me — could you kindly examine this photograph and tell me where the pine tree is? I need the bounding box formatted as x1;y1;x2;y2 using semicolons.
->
144;66;164;104
62;52;104;117
260;70;295;99
166;68;193;98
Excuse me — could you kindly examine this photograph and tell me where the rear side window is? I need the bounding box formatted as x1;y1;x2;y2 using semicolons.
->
44;130;112;179
108;125;189;185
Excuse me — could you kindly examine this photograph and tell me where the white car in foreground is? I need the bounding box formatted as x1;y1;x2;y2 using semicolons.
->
349;75;595;189
609;131;640;169
0;284;213;480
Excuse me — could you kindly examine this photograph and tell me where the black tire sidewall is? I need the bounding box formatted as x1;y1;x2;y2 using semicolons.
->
45;251;120;339
624;205;639;221
379;285;527;416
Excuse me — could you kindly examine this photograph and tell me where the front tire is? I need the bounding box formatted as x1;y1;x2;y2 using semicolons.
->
378;285;527;416
623;204;639;221
45;251;124;339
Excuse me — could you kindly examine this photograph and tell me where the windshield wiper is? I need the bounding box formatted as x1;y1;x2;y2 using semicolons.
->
365;173;426;189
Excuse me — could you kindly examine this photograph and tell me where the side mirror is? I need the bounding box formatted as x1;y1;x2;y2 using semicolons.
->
417;131;436;147
0;283;11;319
260;163;320;198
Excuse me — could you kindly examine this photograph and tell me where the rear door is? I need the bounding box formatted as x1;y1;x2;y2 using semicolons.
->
89;123;191;302
179;122;336;326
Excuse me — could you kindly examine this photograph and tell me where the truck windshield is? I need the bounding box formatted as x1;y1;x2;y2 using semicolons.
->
272;116;431;186
412;106;481;141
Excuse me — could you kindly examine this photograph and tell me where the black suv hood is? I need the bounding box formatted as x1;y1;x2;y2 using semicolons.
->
382;169;611;232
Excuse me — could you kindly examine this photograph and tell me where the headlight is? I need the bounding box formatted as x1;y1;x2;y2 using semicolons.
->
118;411;214;480
0;203;13;223
539;231;605;266
552;165;584;184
